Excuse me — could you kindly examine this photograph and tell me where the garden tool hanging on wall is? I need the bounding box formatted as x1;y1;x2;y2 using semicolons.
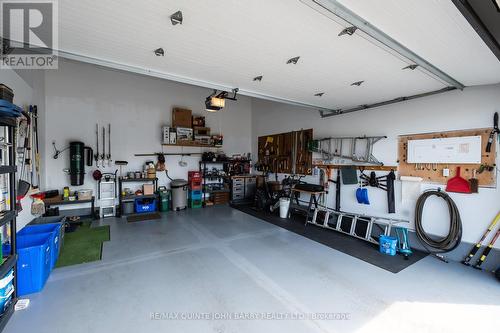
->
94;124;100;167
327;168;341;211
107;123;112;167
101;125;106;166
359;170;396;213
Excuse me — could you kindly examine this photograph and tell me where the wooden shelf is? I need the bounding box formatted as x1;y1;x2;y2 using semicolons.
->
313;164;397;172
121;194;158;202
162;143;221;148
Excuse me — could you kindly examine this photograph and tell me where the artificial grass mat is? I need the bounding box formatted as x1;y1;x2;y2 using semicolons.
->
55;221;110;268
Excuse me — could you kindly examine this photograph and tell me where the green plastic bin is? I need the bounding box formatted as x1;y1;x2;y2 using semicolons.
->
158;188;171;212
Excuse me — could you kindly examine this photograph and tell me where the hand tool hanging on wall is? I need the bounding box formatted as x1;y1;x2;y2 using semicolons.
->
33;105;40;188
359;170;396;213
114;160;128;178
486;112;499;153
17;110;31;201
327;168;341;211
94;124;100;167
107;123;112;166
445;167;471;193
101;126;106;165
462;212;500;266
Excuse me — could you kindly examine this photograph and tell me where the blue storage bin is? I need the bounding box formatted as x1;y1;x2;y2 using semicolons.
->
379;235;398;256
134;198;157;213
18;223;62;269
16;233;52;296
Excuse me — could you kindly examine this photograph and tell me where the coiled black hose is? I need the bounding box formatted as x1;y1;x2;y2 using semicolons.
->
415;190;462;253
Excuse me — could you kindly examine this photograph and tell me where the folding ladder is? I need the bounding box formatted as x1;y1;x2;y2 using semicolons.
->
309;136;386;165
308;206;409;244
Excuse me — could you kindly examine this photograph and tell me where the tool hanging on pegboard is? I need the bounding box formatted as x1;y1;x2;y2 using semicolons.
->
486;112;499;153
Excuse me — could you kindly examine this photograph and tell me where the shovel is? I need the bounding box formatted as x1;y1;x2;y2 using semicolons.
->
446;167;471;194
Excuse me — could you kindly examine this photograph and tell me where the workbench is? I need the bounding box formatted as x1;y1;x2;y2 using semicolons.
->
43;195;97;220
288;188;325;224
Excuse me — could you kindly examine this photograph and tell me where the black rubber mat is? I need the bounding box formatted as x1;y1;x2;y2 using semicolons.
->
232;204;427;273
127;213;161;223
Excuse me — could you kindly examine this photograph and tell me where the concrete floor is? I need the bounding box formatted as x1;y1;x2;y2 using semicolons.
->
5;206;500;333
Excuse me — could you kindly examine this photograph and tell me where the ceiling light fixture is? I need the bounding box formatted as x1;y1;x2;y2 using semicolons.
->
286;56;300;64
493;0;500;11
170;11;183;25
205;89;238;113
338;26;357;37
314;92;325;97
402;64;419;70
253;75;263;82
154;48;165;56
351;81;364;86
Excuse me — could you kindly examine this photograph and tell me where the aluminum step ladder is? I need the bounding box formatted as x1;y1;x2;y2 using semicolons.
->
309;136;386;165
308;206;409;244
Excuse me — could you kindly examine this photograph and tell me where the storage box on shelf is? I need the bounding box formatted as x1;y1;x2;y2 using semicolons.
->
172;108;192;128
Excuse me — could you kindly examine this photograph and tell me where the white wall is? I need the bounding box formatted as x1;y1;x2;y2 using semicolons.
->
43;60;252;206
252;84;500;248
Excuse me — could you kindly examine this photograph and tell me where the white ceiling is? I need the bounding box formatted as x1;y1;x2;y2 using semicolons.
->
56;0;500;111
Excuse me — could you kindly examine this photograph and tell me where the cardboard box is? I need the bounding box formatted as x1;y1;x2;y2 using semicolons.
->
143;184;154;195
193;127;210;136
172;108;192;128
194;135;211;145
169;130;177;144
162;126;171;144
192;116;205;127
176;127;193;141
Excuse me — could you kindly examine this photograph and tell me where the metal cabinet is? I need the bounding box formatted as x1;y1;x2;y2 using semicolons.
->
231;176;256;203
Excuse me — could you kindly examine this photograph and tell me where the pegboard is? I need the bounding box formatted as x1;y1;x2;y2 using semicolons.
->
398;128;496;188
257;129;313;175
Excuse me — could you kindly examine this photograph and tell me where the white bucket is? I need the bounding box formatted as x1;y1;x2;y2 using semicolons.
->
279;198;290;218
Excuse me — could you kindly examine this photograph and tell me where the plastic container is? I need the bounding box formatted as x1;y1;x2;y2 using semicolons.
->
0;270;14;297
158;189;170;212
18;223;62;269
189;199;203;209
16;233;52;296
76;189;93;200
279;198;290;218
379;235;398;256
0;84;14;103
135;198;157;213
171;179;188;211
188;179;202;190
122;201;134;215
0;270;14;314
188;190;202;201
